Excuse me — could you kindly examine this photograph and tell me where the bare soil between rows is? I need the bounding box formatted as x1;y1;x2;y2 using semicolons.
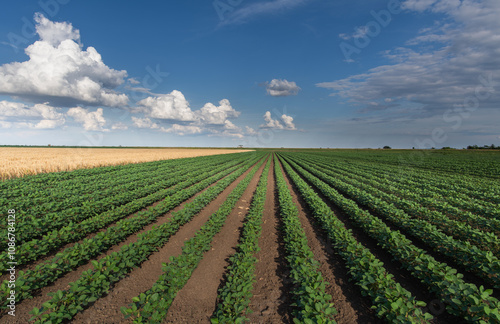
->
0;159;259;323
3;153;485;323
247;155;293;324
163;155;269;323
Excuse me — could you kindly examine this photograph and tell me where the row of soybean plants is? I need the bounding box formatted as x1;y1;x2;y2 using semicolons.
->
0;153;248;272
277;154;432;323
121;155;269;323
132;153;338;324
0;154;226;250
0;153;248;247
213;155;335;324
314;155;500;231
308;151;500;206
2;156;188;208
27;154;268;323
194;153;425;323
5;155;199;222
341;157;500;234
29;153;268;323
0;155;133;197
279;153;500;323
315;152;500;215
0;152;201;200
293;153;500;255
272;157;337;324
286;152;500;288
121;154;334;324
325;149;500;179
210;157;272;324
206;155;336;324
0;153;263;310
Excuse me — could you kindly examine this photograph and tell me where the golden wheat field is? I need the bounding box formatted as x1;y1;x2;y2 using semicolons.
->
0;147;253;180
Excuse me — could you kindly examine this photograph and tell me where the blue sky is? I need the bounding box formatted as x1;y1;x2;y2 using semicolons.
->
0;0;498;148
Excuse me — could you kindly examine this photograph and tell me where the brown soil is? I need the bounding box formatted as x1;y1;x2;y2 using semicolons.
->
247;155;293;324
280;156;465;324
70;158;264;324
0;186;175;282
277;159;382;324
2;153;486;324
3;162;240;280
0;160;258;324
163;156;268;323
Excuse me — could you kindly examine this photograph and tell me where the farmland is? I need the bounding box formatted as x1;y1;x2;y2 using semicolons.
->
1;149;499;323
0;147;253;180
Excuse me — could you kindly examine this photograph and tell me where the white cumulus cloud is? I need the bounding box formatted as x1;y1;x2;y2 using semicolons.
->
264;79;301;97
260;111;297;130
67;107;107;131
161;124;202;135
137;90;196;121
34;13;81;47
261;111;284;129
0;13;128;107
245;126;257;135
197;99;241;125
131;116;159;129
0;100;65;129
223;120;240;131
134;90;244;137
281;114;296;130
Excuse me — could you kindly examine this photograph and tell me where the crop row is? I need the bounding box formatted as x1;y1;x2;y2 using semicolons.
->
305;153;500;222
294;154;500;254
0;155;236;250
28;154;266;323
2;155;191;209
121;155;268;323
0;154;183;198
0;160;119;194
210;157;272;323
274;156;337;324
1;153;250;201
315;149;500;179
280;153;500;322
0;155;258;308
0;156;244;272
277;155;432;323
286;153;500;288
316;156;500;231
307;151;500;205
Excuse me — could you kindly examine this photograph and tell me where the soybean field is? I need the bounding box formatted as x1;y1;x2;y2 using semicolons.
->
1;149;499;323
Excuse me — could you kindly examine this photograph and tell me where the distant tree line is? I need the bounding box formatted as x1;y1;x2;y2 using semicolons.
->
466;144;498;150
